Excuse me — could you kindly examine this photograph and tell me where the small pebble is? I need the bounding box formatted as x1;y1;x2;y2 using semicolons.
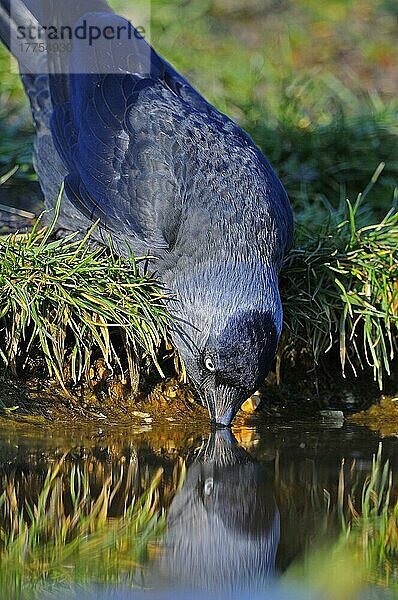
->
319;410;344;422
132;411;151;419
241;393;261;413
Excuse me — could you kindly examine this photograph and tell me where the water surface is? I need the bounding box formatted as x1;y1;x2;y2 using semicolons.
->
0;411;396;598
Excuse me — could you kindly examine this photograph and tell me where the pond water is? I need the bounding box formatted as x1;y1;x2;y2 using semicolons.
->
0;411;396;599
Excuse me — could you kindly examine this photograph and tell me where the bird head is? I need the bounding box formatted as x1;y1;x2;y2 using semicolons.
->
169;263;282;426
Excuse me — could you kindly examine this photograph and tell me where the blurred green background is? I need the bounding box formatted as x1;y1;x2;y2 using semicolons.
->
0;0;397;224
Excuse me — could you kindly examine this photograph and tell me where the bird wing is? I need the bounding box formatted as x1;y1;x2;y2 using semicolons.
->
49;11;224;251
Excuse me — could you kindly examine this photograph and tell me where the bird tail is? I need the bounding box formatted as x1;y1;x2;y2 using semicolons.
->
0;0;112;63
0;1;113;72
0;0;47;72
0;0;114;110
0;0;54;134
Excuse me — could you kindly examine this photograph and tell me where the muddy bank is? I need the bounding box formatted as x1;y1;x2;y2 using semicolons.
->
0;359;396;435
349;396;398;437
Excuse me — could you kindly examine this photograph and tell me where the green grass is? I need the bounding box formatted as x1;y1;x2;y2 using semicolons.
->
0;0;396;393
1;0;398;201
0;51;35;179
0;458;166;598
246;81;398;223
146;0;398;220
0;173;396;393
282;167;398;388
0;188;172;389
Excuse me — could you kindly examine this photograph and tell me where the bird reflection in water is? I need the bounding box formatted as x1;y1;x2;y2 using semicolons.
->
155;429;279;593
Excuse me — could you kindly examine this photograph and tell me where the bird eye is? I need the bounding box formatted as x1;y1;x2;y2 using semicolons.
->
203;477;214;496
204;357;216;372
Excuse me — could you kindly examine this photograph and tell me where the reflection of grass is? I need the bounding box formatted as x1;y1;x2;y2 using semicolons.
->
0;458;166;598
285;445;398;599
340;444;398;586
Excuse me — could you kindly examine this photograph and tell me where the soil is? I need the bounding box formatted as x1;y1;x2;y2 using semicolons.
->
1;356;396;438
349;396;398;438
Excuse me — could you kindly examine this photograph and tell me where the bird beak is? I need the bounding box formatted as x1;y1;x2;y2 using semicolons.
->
214;405;237;428
201;385;247;428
